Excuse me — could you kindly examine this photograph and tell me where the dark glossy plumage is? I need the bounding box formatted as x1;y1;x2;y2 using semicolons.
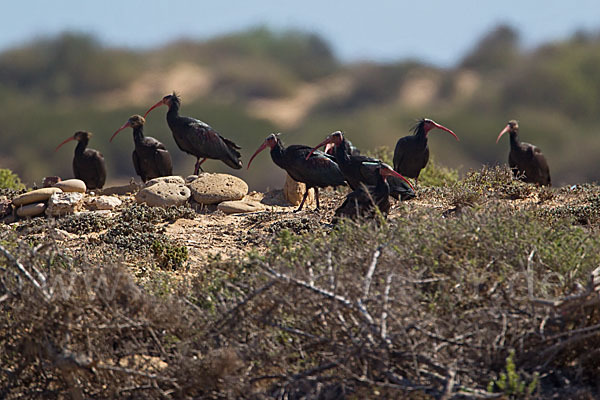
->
111;115;173;182
248;133;346;211
56;131;106;190
326;137;360;157
393;118;458;184
497;120;551;186
322;131;415;201
144;93;242;174
333;164;394;223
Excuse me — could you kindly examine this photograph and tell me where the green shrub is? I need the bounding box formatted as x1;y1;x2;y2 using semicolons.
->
419;156;459;187
0;168;25;190
152;240;189;270
487;350;539;398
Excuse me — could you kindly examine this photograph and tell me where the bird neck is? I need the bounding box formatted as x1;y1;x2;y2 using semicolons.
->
269;140;286;166
414;124;429;143
166;101;180;123
75;139;88;155
376;172;388;192
132;126;145;144
335;140;351;163
509;131;520;148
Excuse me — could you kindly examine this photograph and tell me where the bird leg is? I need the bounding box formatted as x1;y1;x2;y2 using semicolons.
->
295;188;310;212
314;188;320;211
194;158;207;175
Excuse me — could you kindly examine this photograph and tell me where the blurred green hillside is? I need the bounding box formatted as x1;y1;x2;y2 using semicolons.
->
1;25;600;190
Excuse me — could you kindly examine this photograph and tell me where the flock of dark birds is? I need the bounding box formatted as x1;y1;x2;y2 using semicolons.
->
54;92;552;222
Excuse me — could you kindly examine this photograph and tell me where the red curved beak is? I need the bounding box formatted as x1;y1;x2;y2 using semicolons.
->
110;121;131;142
306;137;333;160
247;142;268;169
381;167;414;191
431;121;459;141
55;136;75;152
144;99;165;118
496;124;510;144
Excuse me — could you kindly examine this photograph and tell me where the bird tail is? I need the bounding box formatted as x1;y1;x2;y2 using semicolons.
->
221;137;243;169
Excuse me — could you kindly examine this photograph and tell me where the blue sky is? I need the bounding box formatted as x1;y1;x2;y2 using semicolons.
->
2;1;599;66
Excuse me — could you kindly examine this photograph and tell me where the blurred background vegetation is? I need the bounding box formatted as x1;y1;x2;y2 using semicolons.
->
1;25;599;190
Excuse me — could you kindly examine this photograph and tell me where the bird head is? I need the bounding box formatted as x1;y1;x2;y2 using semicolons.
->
144;92;180;118
55;131;91;151
110;115;145;142
414;119;459;141
362;161;414;190
496;120;519;144
305;130;344;160
247;133;281;169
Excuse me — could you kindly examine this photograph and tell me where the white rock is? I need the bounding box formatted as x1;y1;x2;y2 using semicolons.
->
16;202;46;218
189;173;248;205
54;179;86;193
45;192;84;217
99;182;140;196
284;174;314;207
13;187;62;206
135;181;191;207
144;176;185;187
86;195;122;210
217;200;265;214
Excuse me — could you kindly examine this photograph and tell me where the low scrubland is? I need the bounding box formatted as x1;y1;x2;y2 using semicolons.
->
1;165;600;399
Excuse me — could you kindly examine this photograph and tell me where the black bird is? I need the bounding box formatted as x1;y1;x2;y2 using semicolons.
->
308;131;415;200
393;118;459;185
496;120;551;186
325;136;360;157
333;162;403;223
110;115;173;183
248;133;346;211
144;92;242;174
55;131;106;190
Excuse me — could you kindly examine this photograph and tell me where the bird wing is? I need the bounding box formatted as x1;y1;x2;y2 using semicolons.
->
185;118;242;168
132;150;143;179
155;149;173;177
285;145;345;187
90;150;106;189
393;137;408;171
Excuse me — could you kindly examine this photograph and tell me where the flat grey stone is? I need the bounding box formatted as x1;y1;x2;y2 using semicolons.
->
17;202;47;218
13;187;63;206
217;200;265;214
54;179;86;193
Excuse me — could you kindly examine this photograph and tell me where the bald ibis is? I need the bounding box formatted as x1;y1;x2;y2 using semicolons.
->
55;131;106;189
393;118;459;185
248;133;346;211
308;131;415;201
144;92;242;174
496;120;551;186
325;136;360;157
333;162;403;223
110;115;173;182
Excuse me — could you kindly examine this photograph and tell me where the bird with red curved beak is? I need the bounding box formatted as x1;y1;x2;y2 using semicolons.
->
55;131;106;190
393;118;459;186
248;133;346;212
333;162;407;223
144;92;242;174
110;115;173;183
307;131;415;201
496;120;551;186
